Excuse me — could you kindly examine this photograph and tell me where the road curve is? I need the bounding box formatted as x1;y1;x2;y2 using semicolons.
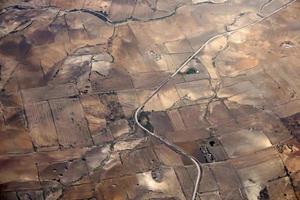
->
134;1;296;199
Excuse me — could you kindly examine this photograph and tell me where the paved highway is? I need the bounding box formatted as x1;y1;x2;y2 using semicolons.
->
134;1;296;199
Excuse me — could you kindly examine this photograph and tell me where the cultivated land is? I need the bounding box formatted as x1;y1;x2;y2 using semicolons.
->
0;0;300;199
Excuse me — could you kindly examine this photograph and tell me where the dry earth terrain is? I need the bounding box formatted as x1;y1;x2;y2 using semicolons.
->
0;0;300;199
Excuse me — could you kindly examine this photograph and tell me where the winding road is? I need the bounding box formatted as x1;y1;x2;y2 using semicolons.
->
134;1;296;199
